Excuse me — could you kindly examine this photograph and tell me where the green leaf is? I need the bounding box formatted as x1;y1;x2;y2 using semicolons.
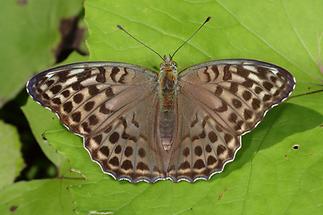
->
0;0;83;107
23;0;323;215
0;121;24;189
0;179;80;215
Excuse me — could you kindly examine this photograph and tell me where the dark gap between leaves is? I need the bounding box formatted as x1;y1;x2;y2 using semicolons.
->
0;90;56;181
0;8;88;181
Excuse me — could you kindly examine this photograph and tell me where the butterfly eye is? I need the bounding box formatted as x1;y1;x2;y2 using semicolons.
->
160;63;165;69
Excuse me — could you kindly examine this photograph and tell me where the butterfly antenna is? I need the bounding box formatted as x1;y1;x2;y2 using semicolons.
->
171;16;211;59
117;25;164;60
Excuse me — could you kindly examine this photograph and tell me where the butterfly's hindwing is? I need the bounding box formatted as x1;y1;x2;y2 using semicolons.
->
167;94;241;181
85;92;165;182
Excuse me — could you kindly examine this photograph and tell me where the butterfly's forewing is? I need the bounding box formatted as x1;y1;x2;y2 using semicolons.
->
167;60;295;182
27;62;165;182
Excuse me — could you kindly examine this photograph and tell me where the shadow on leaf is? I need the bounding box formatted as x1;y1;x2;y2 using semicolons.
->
217;102;323;180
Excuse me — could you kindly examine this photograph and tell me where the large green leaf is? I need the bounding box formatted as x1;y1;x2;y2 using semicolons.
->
0;0;83;107
0;121;24;189
22;0;323;215
26;95;323;215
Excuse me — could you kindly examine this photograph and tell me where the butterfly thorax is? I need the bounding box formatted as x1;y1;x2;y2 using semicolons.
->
158;56;178;151
158;57;178;110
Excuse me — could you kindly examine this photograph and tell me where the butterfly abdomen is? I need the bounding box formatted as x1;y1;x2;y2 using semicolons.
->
158;110;177;151
158;64;178;151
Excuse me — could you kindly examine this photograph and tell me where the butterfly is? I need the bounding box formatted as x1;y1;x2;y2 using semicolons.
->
26;17;295;183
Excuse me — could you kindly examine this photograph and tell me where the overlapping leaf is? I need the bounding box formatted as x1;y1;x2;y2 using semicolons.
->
0;0;83;106
0;121;24;189
0;0;84;170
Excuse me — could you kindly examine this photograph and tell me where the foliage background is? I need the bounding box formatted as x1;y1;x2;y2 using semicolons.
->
0;0;322;215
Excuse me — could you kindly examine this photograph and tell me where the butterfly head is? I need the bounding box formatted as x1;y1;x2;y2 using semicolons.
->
160;55;177;72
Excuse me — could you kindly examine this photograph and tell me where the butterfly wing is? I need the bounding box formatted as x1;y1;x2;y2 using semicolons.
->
27;62;165;182
167;59;295;182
